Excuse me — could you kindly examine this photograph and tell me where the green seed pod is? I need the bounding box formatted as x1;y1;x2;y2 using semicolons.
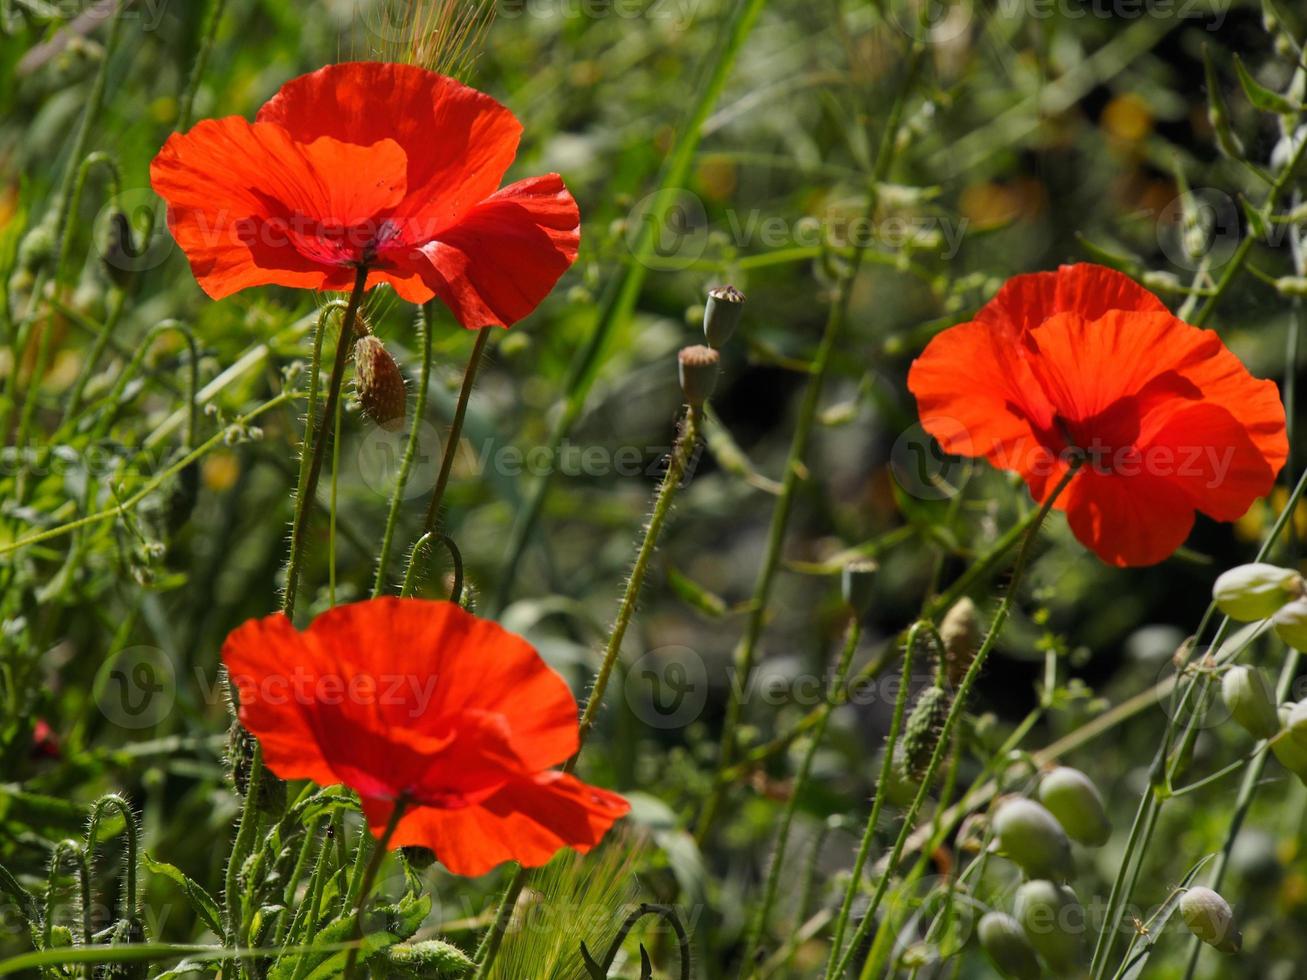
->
677;344;720;408
703;284;745;348
1272;598;1307;650
994;798;1073;881
900;685;952;781
1014;880;1082;972
939;597;982;687
1038;767;1110;847
1270;704;1307;785
1180;887;1241;954
841;560;878;616
1287;701;1307;742
1213;563;1302;621
1221;666;1280;740
978;911;1042;980
384;939;475;976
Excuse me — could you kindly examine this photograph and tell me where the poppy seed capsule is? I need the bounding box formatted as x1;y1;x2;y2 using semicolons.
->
384;939;476;975
939;597;981;687
703;284;745;348
1272;597;1307;651
354;335;407;431
841;560;878;615
994;797;1073;880
678;344;720;407
1038;766;1110;846
1180;887;1241;953
1014;880;1082;972
1271;704;1307;785
1213;563;1303;621
977;912;1041;980
1221;666;1280;740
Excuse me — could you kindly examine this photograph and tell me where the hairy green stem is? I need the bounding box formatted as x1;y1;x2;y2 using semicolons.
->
343;799;407;979
421;326;491;537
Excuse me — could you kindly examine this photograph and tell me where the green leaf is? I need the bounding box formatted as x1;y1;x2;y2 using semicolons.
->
1234;55;1301;115
666;566;727;617
141;854;223;937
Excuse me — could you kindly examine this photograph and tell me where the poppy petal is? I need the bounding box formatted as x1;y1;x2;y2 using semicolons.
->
977;262;1168;337
395;174;581;327
368;771;630;876
256;61;521;231
1061;468;1196;567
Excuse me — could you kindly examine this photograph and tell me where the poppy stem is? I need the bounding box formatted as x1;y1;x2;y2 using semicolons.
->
420;326;492;539
343;797;408;980
282;264;369;620
825;460;1082;979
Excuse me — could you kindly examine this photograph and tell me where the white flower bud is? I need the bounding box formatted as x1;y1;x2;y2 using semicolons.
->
1180;887;1241;953
994;797;1073;881
1213;563;1302;621
1221;666;1280;740
1038;767;1110;846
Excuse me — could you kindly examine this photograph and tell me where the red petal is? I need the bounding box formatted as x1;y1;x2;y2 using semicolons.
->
257;61;521;232
150;118;408;297
1060;468;1196;567
369;771;630;876
392;174;581;326
977;263;1168;337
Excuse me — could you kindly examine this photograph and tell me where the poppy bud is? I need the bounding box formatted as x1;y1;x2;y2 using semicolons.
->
101;210;138;289
383;939;475;975
355;335;407;431
16;216;56;275
48;925;74;947
994;798;1073;881
227;722;286;815
703;284;745;348
1271;704;1307;784
1212;563;1303;621
978;911;1041;980
939;597;982;687
841;560;877;616
1180;887;1241;953
1221;666;1280;740
900;685;952;781
1014;879;1082;972
1272;597;1307;650
677;344;720;408
1038;767;1110;846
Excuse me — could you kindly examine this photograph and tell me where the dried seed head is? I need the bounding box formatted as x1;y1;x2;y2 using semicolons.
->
841;560;878;616
1213;563;1303;621
703;284;745;348
977;911;1041;980
1180;887;1241;953
900;684;952;781
994;797;1073;881
1038;766;1110;846
355;335;407;431
678;344;720;407
1221;666;1280;741
939;597;982;687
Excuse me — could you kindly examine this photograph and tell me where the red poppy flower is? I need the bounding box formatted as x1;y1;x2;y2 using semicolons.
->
150;61;579;329
221;597;628;875
908;263;1287;566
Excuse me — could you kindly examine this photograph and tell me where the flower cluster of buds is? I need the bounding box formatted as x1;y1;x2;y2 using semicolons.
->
677;284;745;408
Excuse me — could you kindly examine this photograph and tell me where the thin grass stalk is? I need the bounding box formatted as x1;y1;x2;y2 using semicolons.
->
828;462;1081;978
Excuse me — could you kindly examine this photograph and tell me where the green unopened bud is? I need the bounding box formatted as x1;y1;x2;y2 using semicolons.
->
1287;700;1307;741
384;939;475;976
900;685;952;781
1271;704;1307;785
1213;563;1303;620
1221;666;1280;740
47;925;74;948
703;284;745;348
841;560;877;615
1272;598;1307;650
977;912;1041;980
101;210;138;288
939;597;981;687
677;345;720;407
1038;767;1110;846
994;798;1073;881
1014;880;1082;972
1180;887;1241;953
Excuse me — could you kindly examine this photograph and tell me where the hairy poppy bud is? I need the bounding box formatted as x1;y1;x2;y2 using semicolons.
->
1038;767;1110;846
1272;597;1307;650
978;912;1041;980
703;284;745;348
939;597;981;687
678;344;720;408
227;722;286;815
384;939;475;975
1014;879;1082;972
1180;887;1241;953
1221;666;1280;740
101;210;138;289
900;685;952;781
841;560;877;616
1271;704;1307;785
994;798;1073;881
1213;563;1303;621
355;335;407;431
